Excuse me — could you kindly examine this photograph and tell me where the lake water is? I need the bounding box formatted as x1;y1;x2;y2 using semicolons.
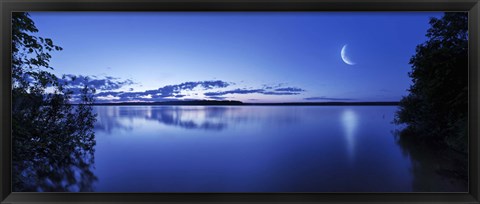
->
90;105;420;192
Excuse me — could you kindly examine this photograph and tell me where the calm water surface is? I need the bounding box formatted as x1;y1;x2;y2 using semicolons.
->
91;105;415;192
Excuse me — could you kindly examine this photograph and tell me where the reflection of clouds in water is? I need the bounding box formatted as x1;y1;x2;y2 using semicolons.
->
147;107;228;131
342;109;358;162
94;106;301;133
94;106;134;134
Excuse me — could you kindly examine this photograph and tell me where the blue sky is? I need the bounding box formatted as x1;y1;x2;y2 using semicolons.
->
28;12;443;103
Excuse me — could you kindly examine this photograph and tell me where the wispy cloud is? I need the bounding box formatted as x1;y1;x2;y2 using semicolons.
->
204;86;304;97
263;83;287;90
304;96;353;101
59;74;134;92
96;80;232;101
274;87;305;92
204;89;265;96
63;75;306;102
160;81;231;97
262;91;301;95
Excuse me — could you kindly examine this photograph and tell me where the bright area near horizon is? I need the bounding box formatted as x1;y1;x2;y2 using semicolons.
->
29;12;442;103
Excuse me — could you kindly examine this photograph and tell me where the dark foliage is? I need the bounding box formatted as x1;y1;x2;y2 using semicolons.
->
395;12;468;153
12;12;97;191
394;12;468;191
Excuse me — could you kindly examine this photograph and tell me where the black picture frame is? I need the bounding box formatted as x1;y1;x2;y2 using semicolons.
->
1;0;479;203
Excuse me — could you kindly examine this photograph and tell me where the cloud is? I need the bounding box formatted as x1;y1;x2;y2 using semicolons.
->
154;80;231;97
59;74;134;92
63;77;304;103
262;91;301;95
204;88;264;96
304;97;353;101
95;80;232;102
178;80;230;90
95;91;124;97
204;86;304;97
263;83;288;90
97;95;121;101
155;81;229;97
274;87;305;92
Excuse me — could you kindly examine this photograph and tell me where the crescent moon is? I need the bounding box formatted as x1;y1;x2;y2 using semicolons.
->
341;44;356;65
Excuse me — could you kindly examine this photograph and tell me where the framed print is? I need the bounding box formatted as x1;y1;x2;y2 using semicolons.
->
1;0;479;203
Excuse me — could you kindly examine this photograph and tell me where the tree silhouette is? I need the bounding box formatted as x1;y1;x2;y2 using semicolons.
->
395;12;468;153
394;12;468;191
12;12;97;192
